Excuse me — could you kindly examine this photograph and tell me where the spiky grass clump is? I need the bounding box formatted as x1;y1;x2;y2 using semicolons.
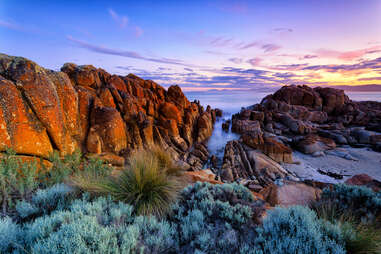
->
71;147;185;217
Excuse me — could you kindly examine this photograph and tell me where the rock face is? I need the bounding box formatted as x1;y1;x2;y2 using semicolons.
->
0;54;216;167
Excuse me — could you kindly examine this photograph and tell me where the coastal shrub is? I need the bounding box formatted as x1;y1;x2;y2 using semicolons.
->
254;206;346;254
170;182;262;253
23;196;178;254
0;217;23;253
321;184;381;223
73;148;185;217
16;183;75;220
0;149;40;215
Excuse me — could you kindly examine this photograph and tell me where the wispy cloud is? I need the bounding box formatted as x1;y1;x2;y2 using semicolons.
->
315;46;381;61
303;57;381;73
273;27;293;33
228;57;243;64
67;36;199;67
108;8;128;28
0;20;22;31
247;57;262;66
262;43;281;53
357;76;381;81
134;26;143;37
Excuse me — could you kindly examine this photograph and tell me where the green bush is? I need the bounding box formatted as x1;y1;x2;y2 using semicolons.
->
254;206;345;254
0;149;40;215
321;184;381;223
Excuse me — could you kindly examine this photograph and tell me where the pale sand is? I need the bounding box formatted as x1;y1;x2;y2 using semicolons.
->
282;147;381;183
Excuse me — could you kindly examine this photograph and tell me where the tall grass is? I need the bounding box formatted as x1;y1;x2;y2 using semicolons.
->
0;149;40;215
71;147;185;217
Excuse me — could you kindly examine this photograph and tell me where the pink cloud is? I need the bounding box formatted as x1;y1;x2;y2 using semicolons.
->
247;58;262;66
0;20;23;31
108;8;128;28
315;46;381;61
134;26;143;37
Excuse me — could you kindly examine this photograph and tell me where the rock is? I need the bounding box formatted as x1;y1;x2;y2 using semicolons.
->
260;181;322;206
0;53;216;168
215;108;223;117
314;87;348;114
270;85;323;110
87;153;125;166
196;112;214;143
220;140;291;187
167;85;190;109
351;128;373;144
88;107;127;154
243;135;292;163
296;134;336;154
0;77;53;158
232;119;262;134
185;170;223;185
345;174;381;192
222;120;230;132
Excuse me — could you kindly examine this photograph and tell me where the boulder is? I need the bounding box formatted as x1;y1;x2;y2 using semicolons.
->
296;134;336;154
345;174;381;192
260;182;322;206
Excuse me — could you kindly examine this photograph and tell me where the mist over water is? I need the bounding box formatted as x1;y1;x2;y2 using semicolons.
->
185;90;381;167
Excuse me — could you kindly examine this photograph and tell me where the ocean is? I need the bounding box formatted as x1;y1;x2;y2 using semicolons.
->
184;90;381;166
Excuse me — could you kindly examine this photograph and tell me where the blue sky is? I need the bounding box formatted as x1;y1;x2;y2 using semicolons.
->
1;0;381;91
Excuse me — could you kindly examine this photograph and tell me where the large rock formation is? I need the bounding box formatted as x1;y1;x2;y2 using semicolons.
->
218;85;381;188
0;53;216;169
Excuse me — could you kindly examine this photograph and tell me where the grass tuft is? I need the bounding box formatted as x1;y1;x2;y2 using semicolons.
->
71;147;185;217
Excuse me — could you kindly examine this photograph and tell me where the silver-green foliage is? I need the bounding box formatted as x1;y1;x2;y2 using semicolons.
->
16;183;74;219
171;182;260;253
321;184;381;222
254;206;346;254
23;196;177;254
0;216;22;253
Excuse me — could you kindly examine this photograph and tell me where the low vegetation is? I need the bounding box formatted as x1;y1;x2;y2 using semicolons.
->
0;147;380;253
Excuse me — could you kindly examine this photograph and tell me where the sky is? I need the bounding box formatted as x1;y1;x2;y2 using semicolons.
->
1;0;381;91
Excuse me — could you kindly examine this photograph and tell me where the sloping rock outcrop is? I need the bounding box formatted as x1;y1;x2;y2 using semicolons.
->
0;53;216;168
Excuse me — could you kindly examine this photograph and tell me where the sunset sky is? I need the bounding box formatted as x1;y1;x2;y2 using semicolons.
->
1;0;381;91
